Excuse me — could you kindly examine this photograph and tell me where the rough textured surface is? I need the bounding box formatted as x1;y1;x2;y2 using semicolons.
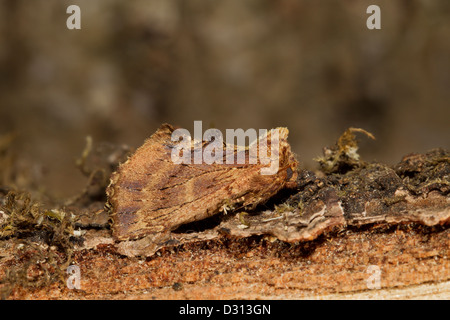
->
106;123;298;256
105;147;449;257
0;131;448;299
2;1;450;200
1;224;448;299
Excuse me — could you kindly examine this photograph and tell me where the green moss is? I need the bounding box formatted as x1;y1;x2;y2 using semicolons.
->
0;191;75;297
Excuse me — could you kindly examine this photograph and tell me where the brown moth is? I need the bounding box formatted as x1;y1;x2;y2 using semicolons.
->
106;124;298;242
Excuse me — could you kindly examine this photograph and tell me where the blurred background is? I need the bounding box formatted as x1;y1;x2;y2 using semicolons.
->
0;0;448;198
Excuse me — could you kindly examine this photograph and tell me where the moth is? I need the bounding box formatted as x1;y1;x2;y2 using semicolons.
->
106;124;298;242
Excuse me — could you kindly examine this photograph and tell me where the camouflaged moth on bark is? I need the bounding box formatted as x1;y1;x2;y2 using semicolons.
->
106;124;298;245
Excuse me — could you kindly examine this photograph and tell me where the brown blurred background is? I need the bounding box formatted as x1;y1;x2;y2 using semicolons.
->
0;0;449;198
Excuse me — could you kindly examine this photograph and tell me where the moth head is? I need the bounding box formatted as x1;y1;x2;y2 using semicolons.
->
263;127;299;188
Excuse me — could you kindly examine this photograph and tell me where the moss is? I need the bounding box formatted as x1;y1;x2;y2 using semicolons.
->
0;191;75;298
274;203;295;214
238;212;250;228
314;128;375;174
394;148;449;195
285;129;448;223
0;192;74;245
